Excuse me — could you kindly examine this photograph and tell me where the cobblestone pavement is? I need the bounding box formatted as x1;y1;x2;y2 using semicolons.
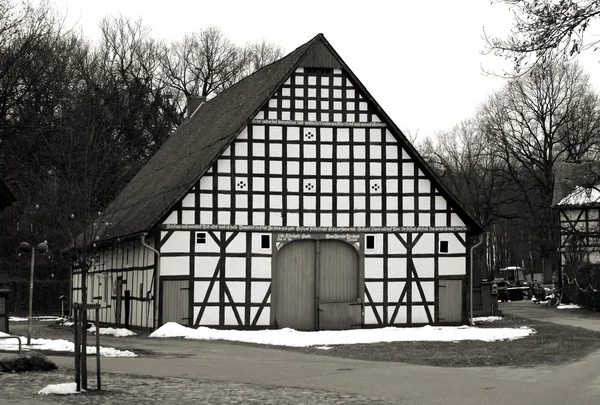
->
0;369;394;405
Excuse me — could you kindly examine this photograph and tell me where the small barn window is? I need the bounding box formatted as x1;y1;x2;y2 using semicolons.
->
260;234;271;250
366;235;376;250
440;240;449;253
196;232;207;244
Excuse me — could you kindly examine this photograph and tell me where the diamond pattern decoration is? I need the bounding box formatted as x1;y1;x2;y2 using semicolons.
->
237;181;247;189
305;182;315;191
371;183;381;192
305;131;315;140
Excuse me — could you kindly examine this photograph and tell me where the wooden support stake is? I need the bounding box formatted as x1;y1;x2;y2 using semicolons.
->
81;308;87;390
74;308;80;392
95;308;101;390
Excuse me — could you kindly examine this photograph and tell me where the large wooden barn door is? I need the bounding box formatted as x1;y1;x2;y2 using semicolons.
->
274;240;316;330
161;278;189;325
438;279;463;323
318;240;361;330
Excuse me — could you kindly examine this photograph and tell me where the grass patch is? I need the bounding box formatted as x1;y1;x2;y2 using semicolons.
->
281;316;600;367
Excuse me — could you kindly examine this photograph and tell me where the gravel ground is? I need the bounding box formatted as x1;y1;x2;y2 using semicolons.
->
0;369;394;405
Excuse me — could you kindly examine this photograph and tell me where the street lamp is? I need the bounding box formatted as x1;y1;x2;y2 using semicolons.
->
18;241;48;345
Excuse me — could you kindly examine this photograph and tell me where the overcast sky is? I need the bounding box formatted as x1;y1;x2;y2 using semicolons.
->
46;0;600;140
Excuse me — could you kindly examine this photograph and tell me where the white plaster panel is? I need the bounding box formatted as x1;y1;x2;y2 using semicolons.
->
440;233;466;254
304;213;316;226
412;257;435;278
200;306;220;325
418;179;431;193
403;213;415;226
364;306;379;325
238;127;248;139
413;233;435;255
224;306;241;325
439;257;466;275
388;257;407;278
251;281;270;303
390;306;407;323
251;307;270;326
366;282;383;302
435;196;448;211
386;213;399;226
225;257;246;278
412;305;434;323
181;193;195;208
419;213;431;226
320;127;333;142
270;212;283;226
388;281;406;303
435;213;448;227
161;231;190;254
161;256;190;276
386;179;399;194
402;163;415;176
402;180;414;194
226;281;246;303
287;212;299;226
450;213;465;226
194;281;218;303
387;234;406;254
218;159;231;173
320;213;333;226
199;193;213;209
227;233;246;253
353;128;366;142
354;212;366;227
162;212;178;225
365;258;384;279
251;257;271;278
412;281;434;303
196;232;220;253
181;211;195;224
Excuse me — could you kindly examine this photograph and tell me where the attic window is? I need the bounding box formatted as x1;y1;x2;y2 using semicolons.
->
440;240;449;253
366;235;376;250
196;232;207;245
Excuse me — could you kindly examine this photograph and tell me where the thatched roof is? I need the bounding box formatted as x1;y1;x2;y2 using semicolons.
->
553;161;600;207
94;34;483;243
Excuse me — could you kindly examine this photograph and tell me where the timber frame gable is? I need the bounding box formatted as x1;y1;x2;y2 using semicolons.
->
73;34;484;331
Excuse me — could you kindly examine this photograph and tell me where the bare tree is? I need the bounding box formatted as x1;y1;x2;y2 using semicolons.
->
486;0;600;72
479;60;600;281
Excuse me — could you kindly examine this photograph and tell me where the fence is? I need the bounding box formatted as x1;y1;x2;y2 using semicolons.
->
562;274;600;311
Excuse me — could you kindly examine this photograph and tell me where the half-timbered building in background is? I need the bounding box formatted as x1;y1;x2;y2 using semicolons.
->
554;162;600;276
72;34;483;330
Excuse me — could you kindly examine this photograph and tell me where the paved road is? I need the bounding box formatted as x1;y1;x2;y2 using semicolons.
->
4;305;600;405
500;300;600;332
48;332;599;405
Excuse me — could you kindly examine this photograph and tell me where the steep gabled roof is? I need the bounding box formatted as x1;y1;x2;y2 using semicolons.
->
553;161;600;208
0;179;16;211
98;34;483;242
97;35;321;241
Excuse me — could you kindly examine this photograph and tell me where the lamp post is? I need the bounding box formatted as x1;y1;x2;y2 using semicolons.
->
18;241;48;345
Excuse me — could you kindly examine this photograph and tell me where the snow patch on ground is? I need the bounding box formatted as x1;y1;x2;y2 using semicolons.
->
9;316;63;322
314;346;333;350
0;335;136;357
88;325;137;337
0;331;10;337
150;322;536;347
473;316;503;323
38;382;81;395
557;304;583;310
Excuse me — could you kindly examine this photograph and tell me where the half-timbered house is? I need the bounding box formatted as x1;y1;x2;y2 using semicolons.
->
554;162;600;277
72;34;483;331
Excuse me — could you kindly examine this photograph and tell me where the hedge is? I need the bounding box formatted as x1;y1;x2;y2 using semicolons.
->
562;263;600;311
0;280;70;315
